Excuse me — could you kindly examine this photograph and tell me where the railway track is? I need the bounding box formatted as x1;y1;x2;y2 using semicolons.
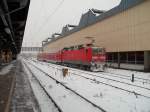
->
70;72;150;99
69;66;150;84
69;69;150;90
103;71;150;84
30;60;150;99
35;60;150;84
35;60;150;89
24;62;62;112
23;60;106;112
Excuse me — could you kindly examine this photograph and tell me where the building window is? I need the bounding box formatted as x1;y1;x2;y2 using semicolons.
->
114;53;118;63
120;52;127;63
128;52;135;64
136;51;144;64
106;51;144;65
107;53;113;62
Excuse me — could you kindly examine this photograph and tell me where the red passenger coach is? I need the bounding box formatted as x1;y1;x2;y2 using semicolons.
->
37;44;106;71
46;52;62;63
38;52;62;63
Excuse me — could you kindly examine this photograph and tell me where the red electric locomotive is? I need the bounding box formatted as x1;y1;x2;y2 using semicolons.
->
37;44;106;71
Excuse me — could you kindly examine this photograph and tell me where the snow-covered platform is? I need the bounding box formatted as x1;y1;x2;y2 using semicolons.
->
10;60;40;112
22;57;150;112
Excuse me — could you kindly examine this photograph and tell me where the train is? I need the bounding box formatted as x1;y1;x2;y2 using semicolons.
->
37;44;106;71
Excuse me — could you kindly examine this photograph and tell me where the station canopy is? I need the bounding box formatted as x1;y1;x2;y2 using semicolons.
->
0;0;30;54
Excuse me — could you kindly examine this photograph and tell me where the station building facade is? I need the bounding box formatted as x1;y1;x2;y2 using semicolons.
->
42;0;150;71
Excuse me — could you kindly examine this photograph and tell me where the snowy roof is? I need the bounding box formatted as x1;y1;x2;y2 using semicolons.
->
61;24;77;35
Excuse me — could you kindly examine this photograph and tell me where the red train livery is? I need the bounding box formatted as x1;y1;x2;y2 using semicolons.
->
37;44;106;71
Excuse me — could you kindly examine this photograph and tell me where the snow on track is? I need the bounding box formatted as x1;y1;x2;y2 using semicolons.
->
23;60;104;112
32;59;150;98
107;68;150;81
22;62;59;112
24;58;150;112
69;70;150;98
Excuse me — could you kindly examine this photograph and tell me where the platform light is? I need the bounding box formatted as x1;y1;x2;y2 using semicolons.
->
12;42;15;45
4;27;11;34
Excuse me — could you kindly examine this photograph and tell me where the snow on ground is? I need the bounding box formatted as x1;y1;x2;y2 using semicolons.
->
31;59;150;96
23;60;103;112
22;61;59;112
106;68;150;81
67;69;150;97
23;58;150;112
0;64;14;75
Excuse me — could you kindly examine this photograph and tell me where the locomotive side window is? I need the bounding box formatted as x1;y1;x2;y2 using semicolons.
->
92;47;105;55
92;47;99;55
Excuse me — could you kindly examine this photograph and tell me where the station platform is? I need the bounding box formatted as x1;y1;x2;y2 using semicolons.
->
0;61;39;112
0;62;16;112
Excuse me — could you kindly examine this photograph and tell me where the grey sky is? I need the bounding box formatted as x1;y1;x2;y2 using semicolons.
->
22;0;121;47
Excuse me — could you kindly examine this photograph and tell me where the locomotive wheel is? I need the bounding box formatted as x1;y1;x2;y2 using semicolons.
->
85;66;90;71
79;65;84;70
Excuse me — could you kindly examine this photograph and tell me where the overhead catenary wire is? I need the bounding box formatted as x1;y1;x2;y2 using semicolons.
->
35;0;65;37
23;0;65;47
